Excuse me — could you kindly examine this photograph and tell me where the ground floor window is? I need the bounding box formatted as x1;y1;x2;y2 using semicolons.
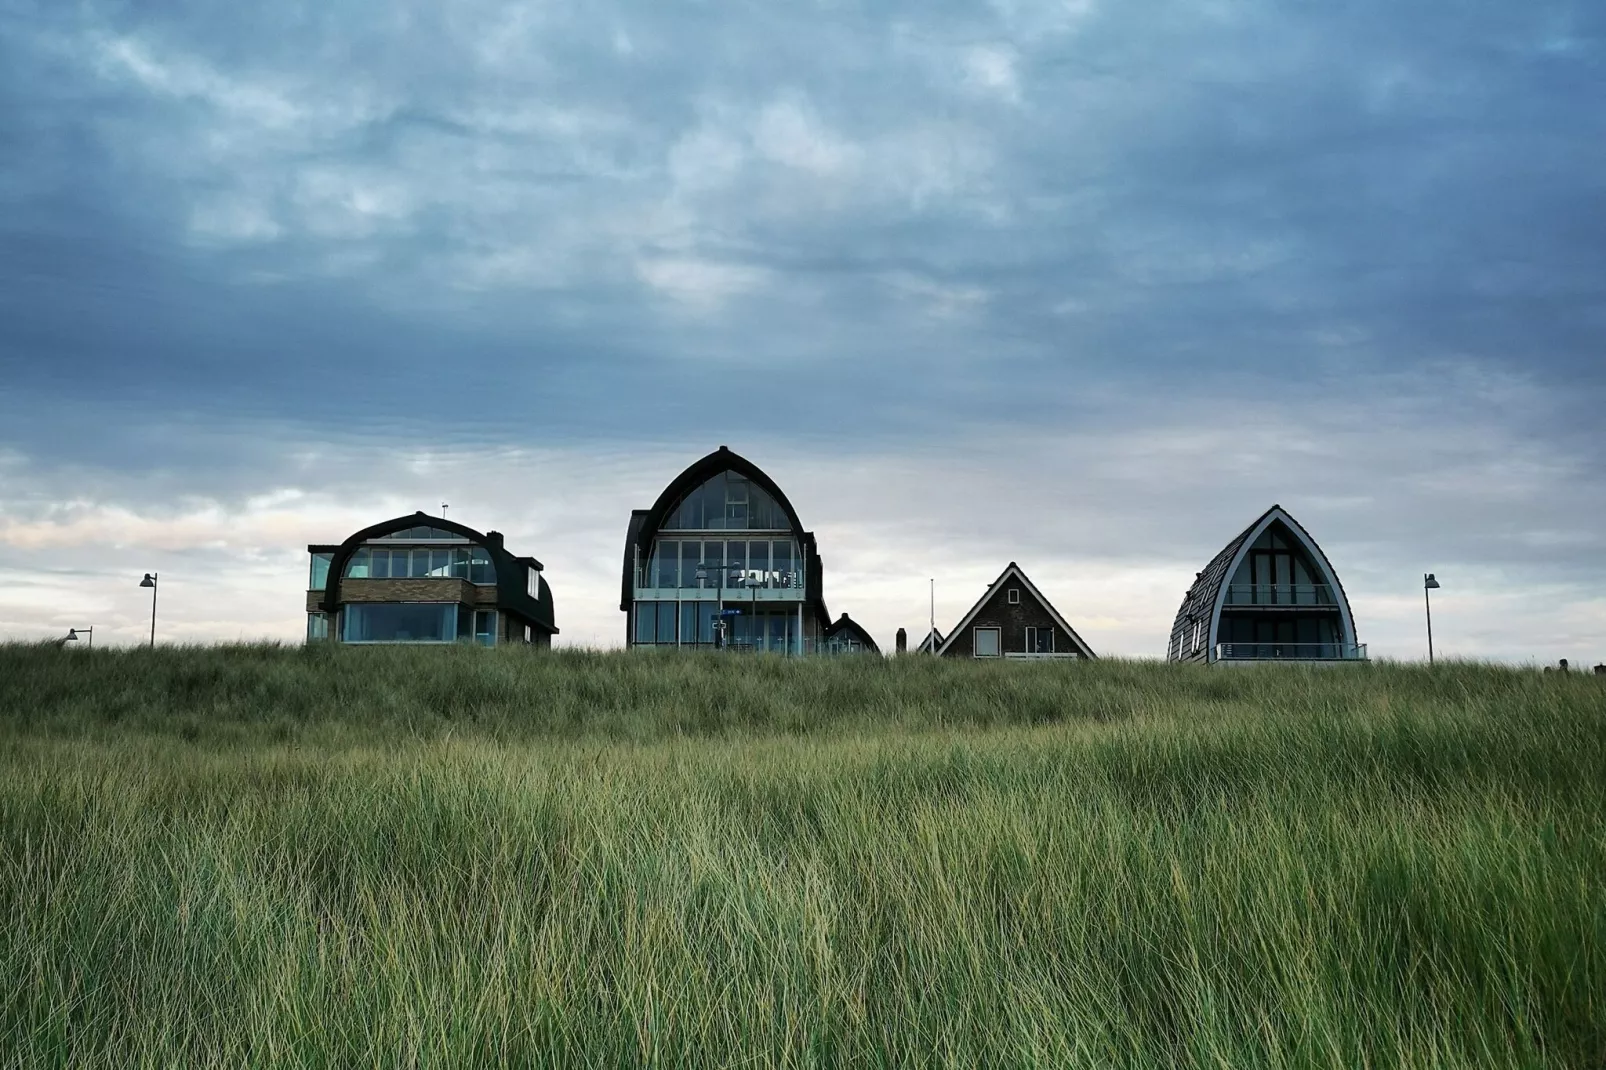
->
633;601;798;651
306;612;330;641
974;627;1001;657
339;603;496;644
1025;626;1054;654
1218;614;1340;657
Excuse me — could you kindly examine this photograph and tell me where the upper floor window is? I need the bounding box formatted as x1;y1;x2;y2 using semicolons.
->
1007;588;1020;604
662;471;790;531
1226;525;1333;606
344;546;495;584
642;538;802;590
308;553;332;591
528;567;540;598
376;526;464;541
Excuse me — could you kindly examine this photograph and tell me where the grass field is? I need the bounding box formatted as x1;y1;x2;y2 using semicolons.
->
1;644;1602;1069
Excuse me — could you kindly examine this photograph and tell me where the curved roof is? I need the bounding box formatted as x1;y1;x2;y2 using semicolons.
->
317;511;556;633
824;613;881;655
620;446;826;620
1166;505;1354;662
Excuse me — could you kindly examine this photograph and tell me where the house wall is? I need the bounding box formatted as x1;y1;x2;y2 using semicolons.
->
337;578;498;605
941;582;1066;658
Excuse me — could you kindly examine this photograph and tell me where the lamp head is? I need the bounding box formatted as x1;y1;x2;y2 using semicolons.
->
139;573;157;588
65;629;80;641
1424;573;1440;589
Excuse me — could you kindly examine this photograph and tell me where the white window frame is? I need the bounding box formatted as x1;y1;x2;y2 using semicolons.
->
974;626;1001;658
1007;588;1021;605
1026;626;1054;654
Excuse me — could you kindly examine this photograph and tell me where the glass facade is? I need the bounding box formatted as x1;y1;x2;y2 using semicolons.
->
343;603;457;643
344;546;495;584
340;603;496;644
662;471;790;531
642;538;803;590
633;601;799;651
376;526;464;541
308;553;332;591
1225;527;1334;605
306;612;330;641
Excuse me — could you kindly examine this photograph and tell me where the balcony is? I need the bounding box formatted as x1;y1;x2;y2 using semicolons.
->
633;566;807;602
1215;642;1368;662
1221;584;1337;607
1003;652;1084;660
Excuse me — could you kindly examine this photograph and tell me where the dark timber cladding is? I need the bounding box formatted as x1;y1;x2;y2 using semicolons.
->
620;446;830;648
935;563;1096;659
1167;504;1361;664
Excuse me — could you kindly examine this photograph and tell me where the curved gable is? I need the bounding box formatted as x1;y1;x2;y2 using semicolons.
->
1167;506;1356;661
619;446;825;616
639;446;808;541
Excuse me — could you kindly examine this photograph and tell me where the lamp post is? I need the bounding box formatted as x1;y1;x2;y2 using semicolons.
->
1423;573;1440;664
929;577;935;655
139;573;158;648
64;626;94;649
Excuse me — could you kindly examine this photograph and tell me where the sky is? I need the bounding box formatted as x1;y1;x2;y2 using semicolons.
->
1;0;1603;662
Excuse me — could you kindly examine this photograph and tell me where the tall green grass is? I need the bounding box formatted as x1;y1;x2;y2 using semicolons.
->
1;644;1602;1068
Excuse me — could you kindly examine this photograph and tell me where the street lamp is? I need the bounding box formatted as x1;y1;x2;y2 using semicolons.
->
139;573;158;648
1423;573;1440;664
64;626;94;649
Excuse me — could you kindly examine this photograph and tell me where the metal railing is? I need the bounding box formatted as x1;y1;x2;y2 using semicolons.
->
1222;584;1336;606
1003;651;1083;660
634;567;805;592
1215;642;1367;661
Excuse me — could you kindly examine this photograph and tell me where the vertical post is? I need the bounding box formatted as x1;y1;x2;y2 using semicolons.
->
150;580;157;648
929;578;935;655
1424;579;1435;664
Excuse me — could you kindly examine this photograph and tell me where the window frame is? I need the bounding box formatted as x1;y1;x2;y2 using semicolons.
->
1007;588;1021;605
973;626;1002;658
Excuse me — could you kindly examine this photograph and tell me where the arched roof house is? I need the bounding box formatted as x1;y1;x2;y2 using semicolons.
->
621;446;833;652
307;511;556;646
1167;505;1364;664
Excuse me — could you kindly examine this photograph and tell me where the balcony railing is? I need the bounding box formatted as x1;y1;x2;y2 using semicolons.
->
634;567;805;593
1003;652;1083;660
1222;584;1336;607
1215;642;1368;661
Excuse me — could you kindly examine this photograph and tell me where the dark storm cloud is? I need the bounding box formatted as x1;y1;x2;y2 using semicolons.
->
2;0;1602;451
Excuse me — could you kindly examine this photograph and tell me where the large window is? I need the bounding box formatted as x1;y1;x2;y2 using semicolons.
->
1026;626;1055;654
342;603;456;643
1226;526;1333;605
308;553;332;591
643;538;802;590
344;546;495;584
306;612;330;641
633;602;782;649
974;627;1001;658
662;471;790;531
376;526;464;541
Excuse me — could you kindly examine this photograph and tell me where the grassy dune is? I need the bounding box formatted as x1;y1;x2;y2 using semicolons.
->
1;645;1602;1068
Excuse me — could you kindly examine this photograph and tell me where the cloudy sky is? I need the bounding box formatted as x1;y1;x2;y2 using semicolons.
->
1;0;1602;661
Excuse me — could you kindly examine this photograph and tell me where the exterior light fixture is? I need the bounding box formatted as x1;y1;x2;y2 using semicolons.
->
1423;573;1440;664
65;626;94;649
139;573;158;648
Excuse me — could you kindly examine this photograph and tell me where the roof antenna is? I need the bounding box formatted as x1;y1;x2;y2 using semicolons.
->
441;503;449;519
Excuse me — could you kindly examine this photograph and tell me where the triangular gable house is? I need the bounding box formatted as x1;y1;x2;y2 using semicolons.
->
935;563;1096;659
